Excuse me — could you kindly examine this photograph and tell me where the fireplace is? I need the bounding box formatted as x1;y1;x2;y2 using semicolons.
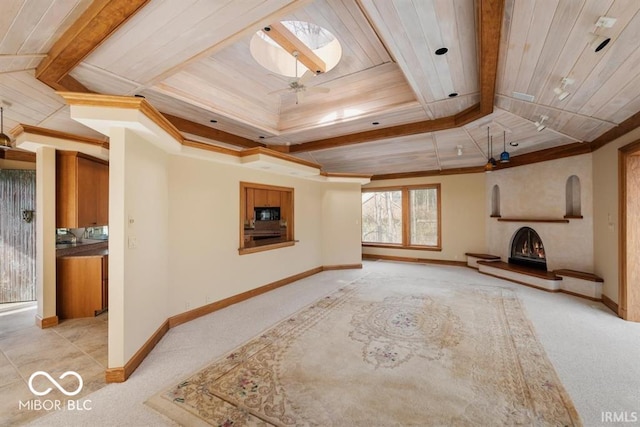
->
509;227;547;270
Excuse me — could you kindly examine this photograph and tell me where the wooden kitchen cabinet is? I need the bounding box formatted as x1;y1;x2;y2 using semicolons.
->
57;254;108;319
246;188;255;222
56;151;109;228
253;189;281;207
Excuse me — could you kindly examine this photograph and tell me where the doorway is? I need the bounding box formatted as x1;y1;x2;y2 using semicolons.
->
619;140;640;322
0;170;36;303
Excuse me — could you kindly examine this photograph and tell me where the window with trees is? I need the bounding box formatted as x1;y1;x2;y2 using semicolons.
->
361;184;441;250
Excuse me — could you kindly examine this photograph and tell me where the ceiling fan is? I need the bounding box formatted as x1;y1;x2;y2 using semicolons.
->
268;51;330;104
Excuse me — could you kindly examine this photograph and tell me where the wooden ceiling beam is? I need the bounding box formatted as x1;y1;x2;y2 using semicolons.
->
478;0;504;115
370;141;591;180
590;110;640;151
32;0;264;151
36;0;150;90
263;22;326;74
163;114;264;149
288;116;456;153
287;0;504;153
0;148;36;163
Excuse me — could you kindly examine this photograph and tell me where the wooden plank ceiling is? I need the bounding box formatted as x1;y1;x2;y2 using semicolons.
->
2;0;640;176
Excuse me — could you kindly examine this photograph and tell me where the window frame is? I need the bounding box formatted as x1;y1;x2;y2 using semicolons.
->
239;182;295;255
361;184;442;251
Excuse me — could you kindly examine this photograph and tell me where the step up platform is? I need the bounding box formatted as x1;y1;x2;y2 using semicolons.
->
476;261;603;301
465;253;500;269
477;261;562;291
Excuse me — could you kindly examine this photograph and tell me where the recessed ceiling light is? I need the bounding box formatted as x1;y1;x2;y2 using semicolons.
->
259;136;265;139
509;142;519;147
209;119;217;123
435;48;448;55
263;26;271;32
448;92;458;98
134;94;145;98
372;121;380;125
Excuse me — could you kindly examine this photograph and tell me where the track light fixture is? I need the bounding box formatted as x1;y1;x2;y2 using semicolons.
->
589;16;616;52
534;115;548;132
553;77;574;101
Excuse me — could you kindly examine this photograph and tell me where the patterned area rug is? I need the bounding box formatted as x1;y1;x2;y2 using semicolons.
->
146;273;581;426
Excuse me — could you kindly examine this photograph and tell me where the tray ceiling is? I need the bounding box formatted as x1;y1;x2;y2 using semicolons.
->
2;0;640;176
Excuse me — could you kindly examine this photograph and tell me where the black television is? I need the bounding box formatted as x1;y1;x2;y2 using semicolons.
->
254;207;280;221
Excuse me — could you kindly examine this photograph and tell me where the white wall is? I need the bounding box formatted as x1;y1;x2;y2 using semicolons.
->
485;154;594;272
166;155;362;317
362;173;486;262
321;182;363;267
593;127;640;302
109;128;171;366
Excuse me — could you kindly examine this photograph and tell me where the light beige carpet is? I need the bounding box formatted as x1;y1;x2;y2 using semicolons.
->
146;273;581;426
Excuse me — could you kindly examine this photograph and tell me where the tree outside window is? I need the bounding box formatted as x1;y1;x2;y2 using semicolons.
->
362;185;441;250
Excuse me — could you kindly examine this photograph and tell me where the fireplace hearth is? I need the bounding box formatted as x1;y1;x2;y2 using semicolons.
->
509;227;547;270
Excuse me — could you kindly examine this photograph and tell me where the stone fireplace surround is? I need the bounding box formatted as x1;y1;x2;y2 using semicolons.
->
468;220;602;300
478;154;600;300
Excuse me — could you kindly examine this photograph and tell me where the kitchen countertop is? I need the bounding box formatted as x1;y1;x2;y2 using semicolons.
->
56;240;108;258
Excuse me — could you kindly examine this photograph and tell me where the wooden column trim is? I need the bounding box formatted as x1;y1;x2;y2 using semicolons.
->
601;294;619;315
105;320;170;383
35;315;59;329
618;139;640;322
164;114;264;149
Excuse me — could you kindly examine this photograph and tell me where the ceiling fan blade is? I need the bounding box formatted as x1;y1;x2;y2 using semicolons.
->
267;87;291;95
307;86;330;93
298;70;314;85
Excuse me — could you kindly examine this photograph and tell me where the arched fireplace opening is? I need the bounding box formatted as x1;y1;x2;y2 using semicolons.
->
509;227;547;271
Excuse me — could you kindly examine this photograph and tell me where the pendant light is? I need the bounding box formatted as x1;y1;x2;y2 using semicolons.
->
500;130;510;163
0;106;12;150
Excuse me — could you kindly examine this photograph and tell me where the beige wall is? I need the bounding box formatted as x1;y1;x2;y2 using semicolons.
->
486;154;594;272
104;121;364;367
35;146;56;322
362;173;486;262
593;127;640;303
166;155;363;317
321;183;363;267
109;128;172;366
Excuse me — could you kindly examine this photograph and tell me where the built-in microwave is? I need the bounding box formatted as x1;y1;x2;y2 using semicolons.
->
254;207;280;221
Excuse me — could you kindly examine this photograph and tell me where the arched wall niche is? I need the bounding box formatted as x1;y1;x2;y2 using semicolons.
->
565;175;582;218
491;184;501;217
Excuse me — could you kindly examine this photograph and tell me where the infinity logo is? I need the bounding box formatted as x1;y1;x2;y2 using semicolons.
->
28;371;83;397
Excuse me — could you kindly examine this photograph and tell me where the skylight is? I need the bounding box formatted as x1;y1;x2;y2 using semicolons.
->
250;20;342;78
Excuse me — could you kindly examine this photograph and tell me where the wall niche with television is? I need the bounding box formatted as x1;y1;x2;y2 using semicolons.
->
239;182;294;254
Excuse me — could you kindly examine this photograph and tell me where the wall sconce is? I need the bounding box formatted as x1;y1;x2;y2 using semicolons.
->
553;77;574;100
22;210;34;223
534;115;548;132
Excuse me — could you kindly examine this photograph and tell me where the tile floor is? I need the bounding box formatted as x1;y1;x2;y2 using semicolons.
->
0;304;108;426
